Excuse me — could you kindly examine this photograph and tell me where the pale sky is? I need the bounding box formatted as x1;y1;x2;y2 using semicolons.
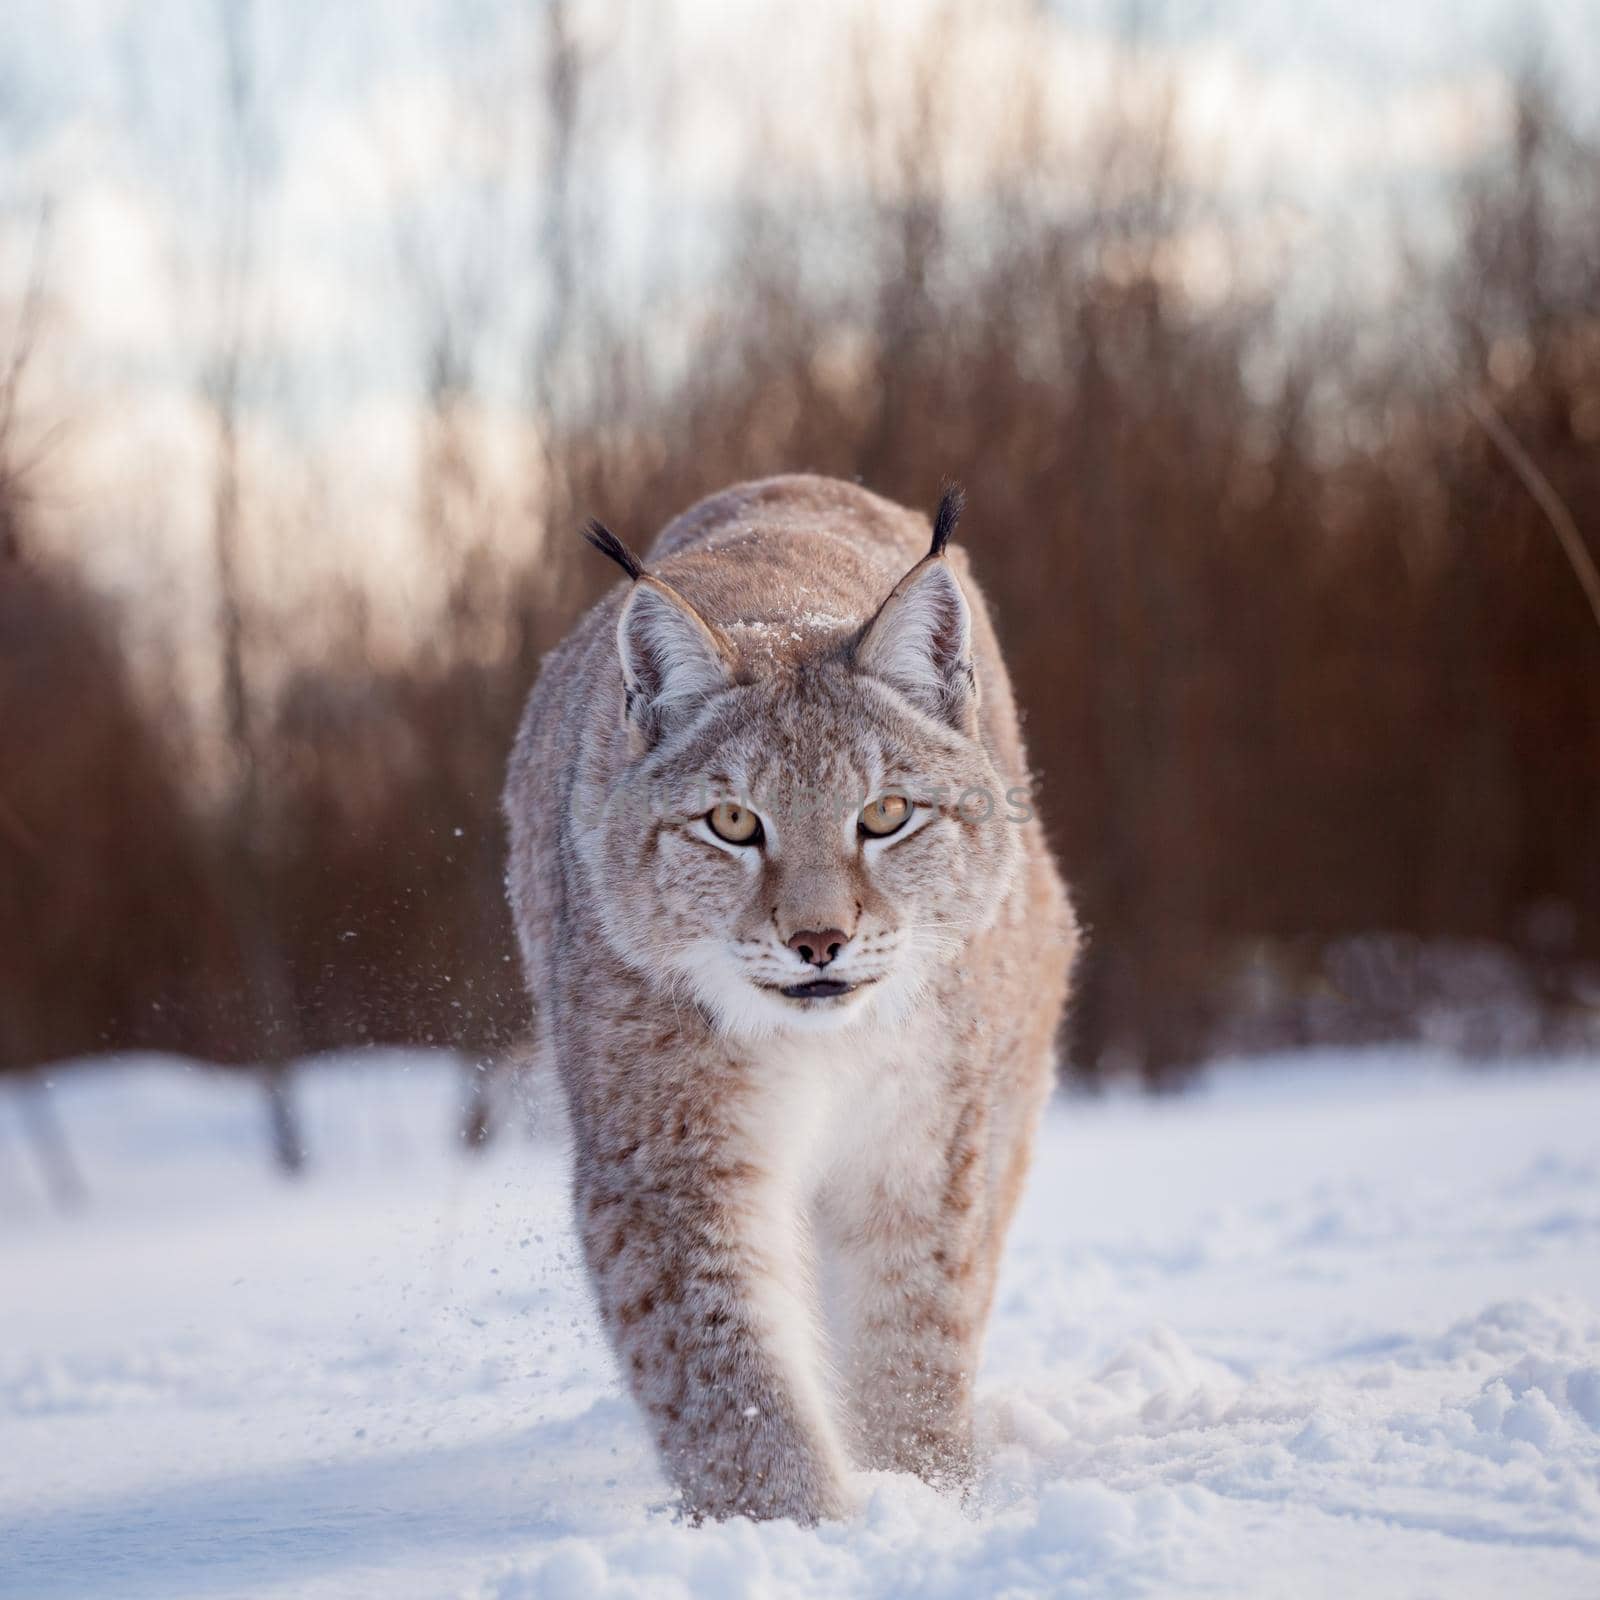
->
1;0;1594;647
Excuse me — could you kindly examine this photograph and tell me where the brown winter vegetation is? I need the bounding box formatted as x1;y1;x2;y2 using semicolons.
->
2;38;1598;1133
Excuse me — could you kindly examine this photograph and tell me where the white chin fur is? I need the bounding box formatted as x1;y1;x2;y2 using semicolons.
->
665;951;923;1043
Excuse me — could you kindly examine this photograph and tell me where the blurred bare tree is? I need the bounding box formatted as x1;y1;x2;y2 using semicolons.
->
197;0;306;1169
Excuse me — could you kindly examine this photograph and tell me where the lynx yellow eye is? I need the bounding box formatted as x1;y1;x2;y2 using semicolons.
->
859;794;911;838
707;801;763;845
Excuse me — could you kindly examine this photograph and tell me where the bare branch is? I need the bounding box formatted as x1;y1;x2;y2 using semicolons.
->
1466;388;1600;643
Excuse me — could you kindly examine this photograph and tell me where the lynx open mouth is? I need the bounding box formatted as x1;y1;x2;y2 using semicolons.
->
775;977;860;1002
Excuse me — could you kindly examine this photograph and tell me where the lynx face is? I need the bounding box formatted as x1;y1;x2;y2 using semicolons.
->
582;664;1022;1040
567;517;1024;1042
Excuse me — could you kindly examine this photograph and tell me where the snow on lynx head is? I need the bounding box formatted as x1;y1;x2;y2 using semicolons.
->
564;488;1025;1041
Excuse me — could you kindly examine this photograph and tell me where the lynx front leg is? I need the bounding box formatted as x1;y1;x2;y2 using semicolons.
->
822;1100;990;1489
578;1173;851;1524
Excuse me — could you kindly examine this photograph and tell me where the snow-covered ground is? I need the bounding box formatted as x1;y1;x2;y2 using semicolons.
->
3;1050;1599;1600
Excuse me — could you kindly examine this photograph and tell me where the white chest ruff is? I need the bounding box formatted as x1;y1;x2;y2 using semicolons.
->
718;1016;958;1444
750;1014;951;1212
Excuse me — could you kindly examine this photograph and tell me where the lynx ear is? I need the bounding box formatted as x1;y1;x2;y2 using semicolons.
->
580;517;735;745
855;486;976;733
856;561;975;732
615;578;735;743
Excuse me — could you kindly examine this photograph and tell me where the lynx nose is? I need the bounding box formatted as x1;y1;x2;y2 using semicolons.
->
786;929;849;968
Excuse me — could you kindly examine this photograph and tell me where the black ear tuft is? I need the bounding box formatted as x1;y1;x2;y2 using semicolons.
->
580;518;645;581
929;482;965;559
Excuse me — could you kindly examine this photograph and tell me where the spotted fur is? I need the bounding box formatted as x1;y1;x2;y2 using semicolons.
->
504;474;1076;1523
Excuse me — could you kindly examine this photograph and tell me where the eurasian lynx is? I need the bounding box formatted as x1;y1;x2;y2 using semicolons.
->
504;475;1075;1523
